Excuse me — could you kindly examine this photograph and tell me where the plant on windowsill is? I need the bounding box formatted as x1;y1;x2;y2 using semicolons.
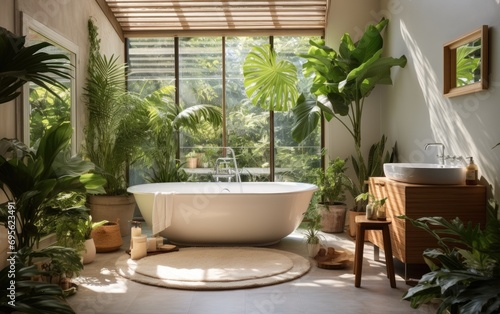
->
399;200;500;314
315;156;354;233
186;150;199;169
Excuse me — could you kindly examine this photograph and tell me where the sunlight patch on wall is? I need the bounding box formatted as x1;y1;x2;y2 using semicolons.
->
399;21;479;166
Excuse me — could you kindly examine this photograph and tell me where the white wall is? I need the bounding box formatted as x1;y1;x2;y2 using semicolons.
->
380;0;500;201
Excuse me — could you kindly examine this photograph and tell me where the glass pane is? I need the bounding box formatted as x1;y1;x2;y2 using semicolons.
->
178;37;223;168
273;36;322;183
226;37;270;181
26;30;72;147
128;38;176;94
127;38;176;184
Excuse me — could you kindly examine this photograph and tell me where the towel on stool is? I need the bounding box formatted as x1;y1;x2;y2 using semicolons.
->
152;192;174;235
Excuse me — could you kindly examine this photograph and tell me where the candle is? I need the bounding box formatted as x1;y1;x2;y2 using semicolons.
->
130;220;142;237
147;238;157;252
131;235;147;260
130;221;142;250
155;236;164;247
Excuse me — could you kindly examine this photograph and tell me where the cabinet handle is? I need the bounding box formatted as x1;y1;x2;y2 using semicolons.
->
375;182;386;187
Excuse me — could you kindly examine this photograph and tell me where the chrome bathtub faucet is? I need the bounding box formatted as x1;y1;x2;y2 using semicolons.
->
425;143;445;165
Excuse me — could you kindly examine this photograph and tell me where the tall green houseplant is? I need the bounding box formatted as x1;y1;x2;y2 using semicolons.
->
83;18;148;236
83;19;147;195
292;18;406;205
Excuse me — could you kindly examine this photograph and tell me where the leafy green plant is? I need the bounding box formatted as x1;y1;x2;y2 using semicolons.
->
83;19;149;194
0;259;76;314
243;44;299;111
29;85;71;147
303;207;323;244
137;85;222;183
0;26;72;104
399;200;500;314
316;156;354;205
0;122;105;250
292;19;405;203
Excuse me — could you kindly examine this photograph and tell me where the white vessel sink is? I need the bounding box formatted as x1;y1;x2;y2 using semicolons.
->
383;163;466;185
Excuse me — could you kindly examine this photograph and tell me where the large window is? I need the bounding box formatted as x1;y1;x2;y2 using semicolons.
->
22;13;77;152
127;36;321;183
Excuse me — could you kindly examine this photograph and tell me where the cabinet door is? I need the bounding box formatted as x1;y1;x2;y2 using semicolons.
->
367;177;487;265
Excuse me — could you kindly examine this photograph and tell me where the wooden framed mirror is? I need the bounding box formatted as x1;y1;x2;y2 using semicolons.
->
443;25;489;98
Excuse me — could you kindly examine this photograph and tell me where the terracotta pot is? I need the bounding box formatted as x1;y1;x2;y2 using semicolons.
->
86;194;136;236
82;238;96;264
186;157;198;169
319;203;347;233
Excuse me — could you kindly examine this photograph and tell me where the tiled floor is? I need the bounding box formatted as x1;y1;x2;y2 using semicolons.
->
67;225;436;314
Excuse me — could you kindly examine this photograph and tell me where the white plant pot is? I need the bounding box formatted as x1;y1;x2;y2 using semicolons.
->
82;238;96;264
307;243;320;258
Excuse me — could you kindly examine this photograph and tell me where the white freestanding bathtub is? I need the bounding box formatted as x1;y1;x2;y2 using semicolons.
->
127;182;317;246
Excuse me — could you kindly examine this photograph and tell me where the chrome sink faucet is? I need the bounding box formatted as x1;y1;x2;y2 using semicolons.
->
425;143;445;165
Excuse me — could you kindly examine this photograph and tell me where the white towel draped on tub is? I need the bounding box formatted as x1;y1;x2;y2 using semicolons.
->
152;192;175;235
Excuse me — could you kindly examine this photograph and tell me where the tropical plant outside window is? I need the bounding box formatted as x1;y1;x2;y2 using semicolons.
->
127;36;321;184
25;28;74;149
455;39;481;87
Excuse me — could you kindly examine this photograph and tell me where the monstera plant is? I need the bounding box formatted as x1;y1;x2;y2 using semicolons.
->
243;18;405;209
0;26;71;104
292;18;406;199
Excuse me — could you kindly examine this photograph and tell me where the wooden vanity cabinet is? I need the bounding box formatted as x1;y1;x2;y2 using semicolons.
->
366;177;487;279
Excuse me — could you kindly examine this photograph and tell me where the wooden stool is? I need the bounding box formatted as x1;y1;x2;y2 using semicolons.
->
353;215;396;288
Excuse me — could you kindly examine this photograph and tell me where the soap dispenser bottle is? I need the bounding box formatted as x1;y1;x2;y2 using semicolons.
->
465;157;478;185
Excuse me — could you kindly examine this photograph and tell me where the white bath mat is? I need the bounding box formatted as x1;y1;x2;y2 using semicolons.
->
115;247;310;290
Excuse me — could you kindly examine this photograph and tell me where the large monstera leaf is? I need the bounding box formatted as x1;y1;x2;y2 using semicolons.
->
243;44;298;112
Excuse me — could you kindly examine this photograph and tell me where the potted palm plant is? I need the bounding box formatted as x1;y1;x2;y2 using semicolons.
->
315;157;354;233
83;19;149;236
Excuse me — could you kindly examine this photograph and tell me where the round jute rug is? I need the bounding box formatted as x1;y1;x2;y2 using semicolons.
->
115;247;310;290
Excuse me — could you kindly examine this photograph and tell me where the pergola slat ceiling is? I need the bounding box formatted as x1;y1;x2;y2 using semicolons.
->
101;0;329;37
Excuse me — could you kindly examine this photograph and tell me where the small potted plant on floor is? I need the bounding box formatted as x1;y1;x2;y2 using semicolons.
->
303;207;323;258
316;157;354;233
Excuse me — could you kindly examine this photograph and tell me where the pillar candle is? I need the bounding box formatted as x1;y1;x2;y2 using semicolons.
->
131;235;147;260
147;238;157;252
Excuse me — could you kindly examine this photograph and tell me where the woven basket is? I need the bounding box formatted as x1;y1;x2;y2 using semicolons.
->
91;220;123;253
